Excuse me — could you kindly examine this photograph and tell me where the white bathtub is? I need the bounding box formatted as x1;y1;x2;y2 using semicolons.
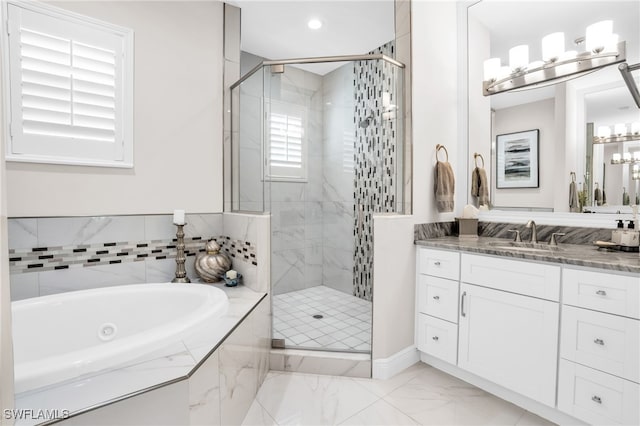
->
12;283;229;394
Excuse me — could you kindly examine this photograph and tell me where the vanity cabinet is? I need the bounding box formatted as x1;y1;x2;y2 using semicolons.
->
458;253;560;407
415;248;460;364
415;245;639;425
558;268;640;425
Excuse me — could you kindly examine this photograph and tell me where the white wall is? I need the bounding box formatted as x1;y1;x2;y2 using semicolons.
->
5;1;224;217
372;0;460;362
411;1;461;224
492;98;556;209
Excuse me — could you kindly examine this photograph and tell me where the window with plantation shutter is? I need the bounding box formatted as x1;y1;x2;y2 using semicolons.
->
3;1;133;167
266;100;307;181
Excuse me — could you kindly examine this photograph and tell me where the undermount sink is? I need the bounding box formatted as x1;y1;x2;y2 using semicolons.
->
488;241;564;253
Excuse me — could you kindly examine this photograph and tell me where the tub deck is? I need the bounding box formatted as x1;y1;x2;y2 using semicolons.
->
14;285;266;425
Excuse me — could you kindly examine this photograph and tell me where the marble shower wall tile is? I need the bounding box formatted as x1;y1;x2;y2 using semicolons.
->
222;212;266;293
37;216;145;247
10;273;39;301
219;302;257;425
271;248;305;294
38;261;147;296
252;296;271;390
189;351;221;426
7;218;37;250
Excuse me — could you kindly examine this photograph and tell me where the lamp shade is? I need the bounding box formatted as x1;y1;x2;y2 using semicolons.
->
509;45;529;72
623;152;632;162
483;58;501;81
615;123;627;136
597;126;611;138
586;20;613;53
632;122;640;134
542;32;565;62
612;153;622;163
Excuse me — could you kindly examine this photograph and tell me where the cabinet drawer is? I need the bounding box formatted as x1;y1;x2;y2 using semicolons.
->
418;248;460;280
558;359;639;426
561;306;639;383
417;275;459;323
416;314;457;364
461;253;560;301
563;268;640;319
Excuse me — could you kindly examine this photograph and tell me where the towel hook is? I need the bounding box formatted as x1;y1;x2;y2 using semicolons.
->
570;171;576;183
474;152;485;168
436;144;449;162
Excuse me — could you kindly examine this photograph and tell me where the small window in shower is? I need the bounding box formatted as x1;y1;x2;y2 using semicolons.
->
265;100;307;181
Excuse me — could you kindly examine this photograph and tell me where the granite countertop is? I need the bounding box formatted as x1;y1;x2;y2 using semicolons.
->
415;236;640;274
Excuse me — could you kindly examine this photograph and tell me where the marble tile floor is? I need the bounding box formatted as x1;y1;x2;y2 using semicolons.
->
241;362;557;426
273;286;371;352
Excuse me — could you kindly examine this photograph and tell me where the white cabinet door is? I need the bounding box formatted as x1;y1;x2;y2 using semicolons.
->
458;283;559;407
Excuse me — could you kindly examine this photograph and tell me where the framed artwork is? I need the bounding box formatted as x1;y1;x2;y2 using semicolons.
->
496;129;539;188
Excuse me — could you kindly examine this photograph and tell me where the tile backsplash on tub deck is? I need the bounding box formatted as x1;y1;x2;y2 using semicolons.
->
8;214;262;300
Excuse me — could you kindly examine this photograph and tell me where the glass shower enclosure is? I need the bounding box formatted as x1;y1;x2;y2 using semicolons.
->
231;52;404;354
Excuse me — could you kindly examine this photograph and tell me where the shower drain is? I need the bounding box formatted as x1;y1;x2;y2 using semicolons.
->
312;314;324;319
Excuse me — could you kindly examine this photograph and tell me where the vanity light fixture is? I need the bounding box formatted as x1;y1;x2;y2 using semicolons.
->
482;20;626;96
595;121;640;144
610;151;640;165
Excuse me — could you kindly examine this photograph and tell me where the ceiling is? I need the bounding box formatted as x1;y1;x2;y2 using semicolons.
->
227;0;395;75
471;0;640;118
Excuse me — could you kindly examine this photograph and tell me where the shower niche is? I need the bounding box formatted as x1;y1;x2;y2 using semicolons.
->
230;51;405;355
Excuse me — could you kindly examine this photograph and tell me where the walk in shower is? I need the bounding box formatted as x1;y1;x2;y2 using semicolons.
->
230;49;404;354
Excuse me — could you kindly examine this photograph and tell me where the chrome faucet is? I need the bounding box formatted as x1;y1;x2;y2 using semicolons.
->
526;220;538;243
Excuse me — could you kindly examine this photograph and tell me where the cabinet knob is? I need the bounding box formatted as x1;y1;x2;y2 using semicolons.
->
596;290;607;296
592;395;602;404
594;338;605;346
434;261;441;266
433;295;440;300
432;336;439;341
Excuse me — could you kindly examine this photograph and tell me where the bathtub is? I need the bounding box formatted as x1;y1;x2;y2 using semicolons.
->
12;283;229;394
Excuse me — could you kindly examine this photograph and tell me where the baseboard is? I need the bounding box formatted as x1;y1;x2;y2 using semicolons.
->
372;345;420;380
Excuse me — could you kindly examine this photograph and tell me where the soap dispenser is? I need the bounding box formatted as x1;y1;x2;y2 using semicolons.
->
612;219;624;245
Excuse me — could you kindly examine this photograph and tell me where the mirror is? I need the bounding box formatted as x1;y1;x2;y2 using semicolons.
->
467;0;640;214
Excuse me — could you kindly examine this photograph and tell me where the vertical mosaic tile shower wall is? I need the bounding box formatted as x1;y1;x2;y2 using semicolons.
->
353;41;400;301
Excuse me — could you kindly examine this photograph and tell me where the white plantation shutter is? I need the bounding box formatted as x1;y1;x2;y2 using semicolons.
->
266;101;307;180
4;2;133;167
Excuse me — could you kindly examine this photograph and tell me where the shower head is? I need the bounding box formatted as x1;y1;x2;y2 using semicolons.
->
359;115;373;128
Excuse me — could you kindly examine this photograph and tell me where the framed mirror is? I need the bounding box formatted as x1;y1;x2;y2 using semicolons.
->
466;0;640;223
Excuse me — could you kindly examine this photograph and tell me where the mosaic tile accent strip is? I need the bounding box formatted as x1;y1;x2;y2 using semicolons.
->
353;41;398;301
9;235;257;274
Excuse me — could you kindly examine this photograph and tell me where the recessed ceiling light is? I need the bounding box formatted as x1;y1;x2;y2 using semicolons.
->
307;19;322;30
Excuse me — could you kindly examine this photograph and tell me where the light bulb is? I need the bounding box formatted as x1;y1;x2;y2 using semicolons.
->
528;60;545;70
632;122;640;134
623;152;632;162
307;19;322;30
497;66;512;79
605;33;620;53
597;125;611;138
509;45;529;72
542;32;565;62
615;123;627;136
586;20;613;53
634;151;640;161
483;58;501;81
612;153;622;163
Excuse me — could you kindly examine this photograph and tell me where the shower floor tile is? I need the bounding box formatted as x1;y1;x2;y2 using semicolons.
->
273;286;372;353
